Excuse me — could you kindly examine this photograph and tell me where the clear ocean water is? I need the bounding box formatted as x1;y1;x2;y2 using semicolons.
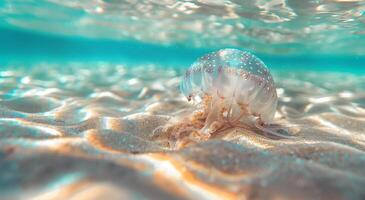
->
0;0;364;71
1;1;365;200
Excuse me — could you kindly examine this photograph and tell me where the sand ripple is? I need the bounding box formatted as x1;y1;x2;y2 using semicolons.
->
1;63;365;200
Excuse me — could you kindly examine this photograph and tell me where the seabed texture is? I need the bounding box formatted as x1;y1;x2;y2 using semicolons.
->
1;63;365;200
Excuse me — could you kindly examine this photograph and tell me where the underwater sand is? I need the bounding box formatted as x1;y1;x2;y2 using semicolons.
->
1;63;365;200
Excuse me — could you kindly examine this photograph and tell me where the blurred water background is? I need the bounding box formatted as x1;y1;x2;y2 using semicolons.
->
0;0;364;72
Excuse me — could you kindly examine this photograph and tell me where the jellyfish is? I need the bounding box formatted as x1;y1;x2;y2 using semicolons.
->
155;48;290;149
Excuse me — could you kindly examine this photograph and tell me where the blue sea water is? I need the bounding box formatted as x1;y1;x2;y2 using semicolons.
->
0;0;364;72
1;25;365;74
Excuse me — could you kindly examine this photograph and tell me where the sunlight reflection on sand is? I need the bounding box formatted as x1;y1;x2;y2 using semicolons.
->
0;63;365;200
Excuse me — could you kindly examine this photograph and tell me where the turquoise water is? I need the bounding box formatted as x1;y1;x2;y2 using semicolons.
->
1;26;365;73
0;0;365;72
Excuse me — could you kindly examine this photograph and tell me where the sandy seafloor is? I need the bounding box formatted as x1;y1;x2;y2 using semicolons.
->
1;63;365;200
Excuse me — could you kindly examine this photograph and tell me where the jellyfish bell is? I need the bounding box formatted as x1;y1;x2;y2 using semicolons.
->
180;48;278;136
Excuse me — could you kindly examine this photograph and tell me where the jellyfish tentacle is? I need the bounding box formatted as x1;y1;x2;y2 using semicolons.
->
254;119;295;139
200;95;220;136
226;99;234;125
230;108;247;125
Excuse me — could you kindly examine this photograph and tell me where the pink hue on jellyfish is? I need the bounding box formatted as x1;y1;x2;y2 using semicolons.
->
180;48;278;136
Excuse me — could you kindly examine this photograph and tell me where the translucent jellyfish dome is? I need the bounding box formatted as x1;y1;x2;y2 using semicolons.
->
180;48;277;125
